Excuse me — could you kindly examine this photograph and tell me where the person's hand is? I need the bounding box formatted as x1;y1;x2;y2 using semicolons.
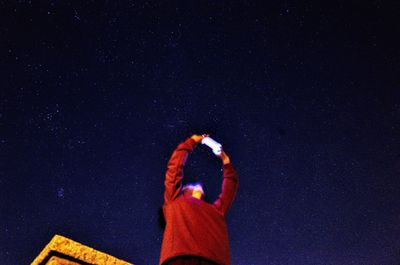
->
219;149;231;165
191;134;209;143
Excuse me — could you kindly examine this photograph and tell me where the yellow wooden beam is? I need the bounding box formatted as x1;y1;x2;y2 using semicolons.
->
31;234;134;265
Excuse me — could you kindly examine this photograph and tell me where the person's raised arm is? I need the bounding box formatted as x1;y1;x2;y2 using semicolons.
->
213;149;239;215
164;134;208;203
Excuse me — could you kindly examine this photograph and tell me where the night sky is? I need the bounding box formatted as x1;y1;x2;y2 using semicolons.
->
1;1;400;265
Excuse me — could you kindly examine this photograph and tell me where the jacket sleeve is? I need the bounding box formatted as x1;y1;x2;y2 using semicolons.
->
213;163;239;215
164;137;197;203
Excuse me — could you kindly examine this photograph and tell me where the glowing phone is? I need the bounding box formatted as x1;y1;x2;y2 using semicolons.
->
201;137;222;155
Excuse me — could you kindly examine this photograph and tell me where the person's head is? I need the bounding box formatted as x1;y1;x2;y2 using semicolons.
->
182;182;204;200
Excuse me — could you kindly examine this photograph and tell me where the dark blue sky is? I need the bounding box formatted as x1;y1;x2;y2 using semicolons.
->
1;1;399;264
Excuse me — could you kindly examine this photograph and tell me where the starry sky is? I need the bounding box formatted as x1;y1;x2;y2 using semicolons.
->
1;1;400;265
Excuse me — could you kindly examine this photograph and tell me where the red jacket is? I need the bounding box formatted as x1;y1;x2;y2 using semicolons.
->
160;137;239;265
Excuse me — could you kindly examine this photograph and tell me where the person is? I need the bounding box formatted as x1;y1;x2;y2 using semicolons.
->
159;134;239;265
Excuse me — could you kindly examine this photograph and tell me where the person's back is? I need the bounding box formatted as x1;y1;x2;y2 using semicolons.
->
160;134;238;265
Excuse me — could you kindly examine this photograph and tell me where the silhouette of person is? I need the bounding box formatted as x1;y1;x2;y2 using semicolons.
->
160;134;239;265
